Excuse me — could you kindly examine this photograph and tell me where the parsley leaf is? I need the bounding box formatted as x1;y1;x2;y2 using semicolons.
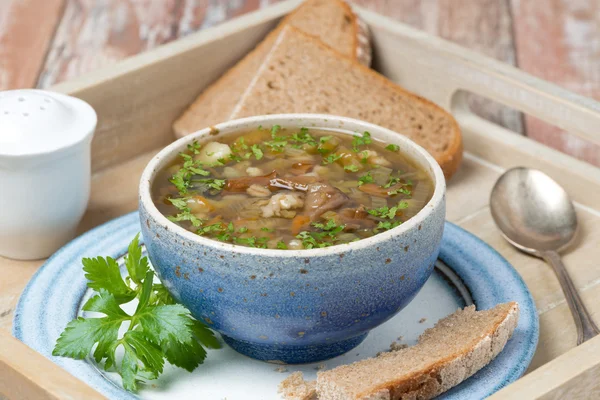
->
296;219;346;249
291;127;317;147
344;164;359;172
82;257;136;303
383;176;400;189
368;201;409;219
276;241;288;249
322;153;342;165
53;236;221;393
251;144;263;160
271;125;281;137
352;131;372;152
168;210;203;227
358;172;374;186
194;178;225;191
187;141;201;154
265;140;287;152
385;144;400;152
125;234;149;285
388;186;412;196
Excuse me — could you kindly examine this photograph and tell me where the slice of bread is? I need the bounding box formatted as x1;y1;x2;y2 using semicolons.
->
312;302;519;400
230;26;463;179
173;0;370;138
279;372;318;400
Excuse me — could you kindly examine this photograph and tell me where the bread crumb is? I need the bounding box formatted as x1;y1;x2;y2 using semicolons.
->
389;341;408;352
275;366;288;373
419;317;427;323
315;363;326;370
278;372;317;400
397;335;404;341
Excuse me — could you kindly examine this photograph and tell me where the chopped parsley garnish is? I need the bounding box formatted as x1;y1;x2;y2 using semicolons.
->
187;141;202;154
375;220;402;231
52;235;220;392
270;125;281;137
368;201;409;219
265;140;287;152
196;222;269;248
260;227;274;232
358;172;374;186
382;174;412;196
344;164;360;172
276;241;288;249
292;128;317;146
296;219;346;249
167;198;203;227
322;153;343;165
359;150;369;164
233;236;269;248
197;222;228;236
251;144;263;160
383;176;400;188
388;186;412;196
385;144;400;152
352;131;372;152
193;178;225;191
169;153;211;194
168;197;188;210
311;219;345;236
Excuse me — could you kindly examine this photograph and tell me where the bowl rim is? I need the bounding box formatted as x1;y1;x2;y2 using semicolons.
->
139;114;446;257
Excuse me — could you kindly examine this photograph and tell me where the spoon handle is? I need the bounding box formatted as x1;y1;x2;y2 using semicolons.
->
542;250;600;344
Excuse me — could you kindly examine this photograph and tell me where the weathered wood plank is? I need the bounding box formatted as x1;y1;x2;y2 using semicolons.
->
351;0;524;134
37;0;285;88
0;330;106;399
511;0;600;166
38;0;182;87
0;0;65;90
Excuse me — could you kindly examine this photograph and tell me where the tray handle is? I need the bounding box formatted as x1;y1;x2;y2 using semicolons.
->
0;330;106;399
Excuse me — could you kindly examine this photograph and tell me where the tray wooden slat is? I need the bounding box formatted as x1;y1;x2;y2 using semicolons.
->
2;1;600;398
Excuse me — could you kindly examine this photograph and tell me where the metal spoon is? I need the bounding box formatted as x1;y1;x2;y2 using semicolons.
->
490;167;599;344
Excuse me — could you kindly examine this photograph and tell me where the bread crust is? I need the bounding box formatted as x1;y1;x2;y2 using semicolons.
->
316;302;519;400
173;0;370;139
231;25;463;179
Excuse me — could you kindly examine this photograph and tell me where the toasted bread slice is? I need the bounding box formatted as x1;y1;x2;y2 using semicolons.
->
230;26;463;178
279;372;318;400
312;302;519;400
173;0;370;138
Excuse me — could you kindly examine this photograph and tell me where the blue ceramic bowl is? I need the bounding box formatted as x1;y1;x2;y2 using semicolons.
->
139;114;446;364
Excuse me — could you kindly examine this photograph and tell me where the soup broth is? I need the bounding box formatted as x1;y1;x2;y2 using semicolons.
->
153;126;434;250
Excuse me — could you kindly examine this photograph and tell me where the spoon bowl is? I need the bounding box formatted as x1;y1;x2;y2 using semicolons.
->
490;167;598;345
490;167;578;255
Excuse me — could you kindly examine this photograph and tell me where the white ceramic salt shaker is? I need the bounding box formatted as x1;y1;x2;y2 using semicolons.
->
0;89;97;260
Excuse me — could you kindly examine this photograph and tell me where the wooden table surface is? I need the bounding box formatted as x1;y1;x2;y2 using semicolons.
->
1;0;599;165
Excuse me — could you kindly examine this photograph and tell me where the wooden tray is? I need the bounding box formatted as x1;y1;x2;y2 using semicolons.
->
2;1;600;398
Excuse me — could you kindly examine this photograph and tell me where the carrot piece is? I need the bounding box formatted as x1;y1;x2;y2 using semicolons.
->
291;215;311;235
358;183;389;198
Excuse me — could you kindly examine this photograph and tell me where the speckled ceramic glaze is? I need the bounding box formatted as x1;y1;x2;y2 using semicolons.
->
139;115;446;363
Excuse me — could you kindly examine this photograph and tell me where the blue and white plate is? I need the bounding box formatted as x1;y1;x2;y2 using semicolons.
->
13;212;538;400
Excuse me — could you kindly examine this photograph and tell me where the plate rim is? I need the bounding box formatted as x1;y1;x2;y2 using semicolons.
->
13;211;539;400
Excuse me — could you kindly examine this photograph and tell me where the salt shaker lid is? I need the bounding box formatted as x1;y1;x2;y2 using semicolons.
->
0;89;97;157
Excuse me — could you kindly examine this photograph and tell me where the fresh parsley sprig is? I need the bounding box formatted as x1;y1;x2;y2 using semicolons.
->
53;235;220;392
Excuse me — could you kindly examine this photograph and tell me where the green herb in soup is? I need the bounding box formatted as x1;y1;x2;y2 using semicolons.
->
153;126;434;249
